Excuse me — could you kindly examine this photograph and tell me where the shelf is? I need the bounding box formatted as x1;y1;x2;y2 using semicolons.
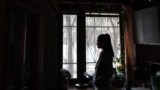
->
147;61;160;65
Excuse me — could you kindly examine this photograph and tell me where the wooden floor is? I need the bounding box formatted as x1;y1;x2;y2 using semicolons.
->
68;86;92;90
68;86;151;90
68;86;122;90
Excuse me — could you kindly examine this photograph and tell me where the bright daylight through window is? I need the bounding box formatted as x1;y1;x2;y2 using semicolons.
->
63;13;121;78
86;13;120;76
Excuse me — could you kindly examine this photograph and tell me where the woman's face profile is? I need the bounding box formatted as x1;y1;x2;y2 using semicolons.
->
97;39;103;49
97;35;106;49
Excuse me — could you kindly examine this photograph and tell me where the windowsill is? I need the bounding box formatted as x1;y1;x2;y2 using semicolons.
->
131;87;151;90
147;61;160;66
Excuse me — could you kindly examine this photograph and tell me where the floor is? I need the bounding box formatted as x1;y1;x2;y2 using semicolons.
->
68;86;92;90
131;87;151;90
68;86;151;90
68;86;122;90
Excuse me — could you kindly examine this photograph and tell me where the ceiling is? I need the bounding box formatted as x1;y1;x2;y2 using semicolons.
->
60;0;160;12
61;0;130;4
60;0;160;4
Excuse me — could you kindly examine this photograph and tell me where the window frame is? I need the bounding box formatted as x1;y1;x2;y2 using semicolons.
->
62;12;124;84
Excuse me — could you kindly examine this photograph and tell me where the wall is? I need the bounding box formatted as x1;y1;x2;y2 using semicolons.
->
135;44;160;80
0;0;60;90
132;4;160;81
0;0;9;89
43;0;60;90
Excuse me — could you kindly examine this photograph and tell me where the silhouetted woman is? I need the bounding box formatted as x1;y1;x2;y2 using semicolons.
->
94;34;114;90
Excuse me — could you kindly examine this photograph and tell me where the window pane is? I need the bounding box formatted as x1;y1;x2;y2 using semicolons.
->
63;15;77;26
86;63;96;75
63;64;77;78
63;15;77;78
86;17;94;26
63;27;77;63
86;13;120;75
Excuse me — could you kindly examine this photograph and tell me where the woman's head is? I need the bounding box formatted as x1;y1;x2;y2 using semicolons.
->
97;34;114;56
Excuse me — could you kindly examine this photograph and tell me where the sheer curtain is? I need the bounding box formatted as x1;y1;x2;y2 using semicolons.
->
63;15;77;78
86;13;121;75
62;13;121;78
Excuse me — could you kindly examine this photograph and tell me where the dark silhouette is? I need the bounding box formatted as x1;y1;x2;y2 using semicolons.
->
94;34;114;90
60;69;71;90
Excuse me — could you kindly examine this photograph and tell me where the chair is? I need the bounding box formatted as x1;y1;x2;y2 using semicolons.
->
150;71;160;90
60;69;71;90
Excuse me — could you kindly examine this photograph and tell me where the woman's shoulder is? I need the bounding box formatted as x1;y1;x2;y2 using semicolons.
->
99;52;113;61
101;51;113;57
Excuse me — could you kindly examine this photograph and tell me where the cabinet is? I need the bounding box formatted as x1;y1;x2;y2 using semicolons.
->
135;44;160;80
133;6;160;44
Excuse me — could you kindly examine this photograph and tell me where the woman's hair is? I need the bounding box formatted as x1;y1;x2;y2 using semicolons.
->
97;33;114;57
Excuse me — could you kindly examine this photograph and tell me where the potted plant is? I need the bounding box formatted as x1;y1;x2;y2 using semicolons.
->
113;52;125;76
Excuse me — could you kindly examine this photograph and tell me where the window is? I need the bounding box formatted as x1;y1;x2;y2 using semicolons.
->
62;13;121;79
86;13;121;75
63;15;77;78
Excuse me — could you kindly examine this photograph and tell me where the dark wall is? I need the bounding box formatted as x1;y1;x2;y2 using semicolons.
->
0;0;60;90
132;3;160;81
43;0;60;90
0;0;9;89
135;44;160;80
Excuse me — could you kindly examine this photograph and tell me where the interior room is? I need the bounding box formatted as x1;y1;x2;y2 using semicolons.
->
1;0;160;90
